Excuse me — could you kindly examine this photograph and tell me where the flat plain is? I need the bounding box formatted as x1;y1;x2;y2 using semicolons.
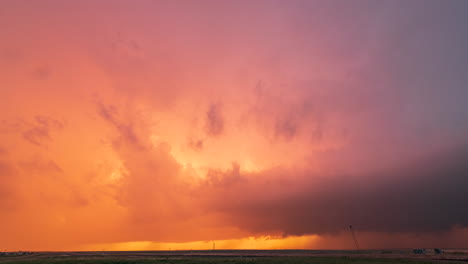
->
1;250;467;264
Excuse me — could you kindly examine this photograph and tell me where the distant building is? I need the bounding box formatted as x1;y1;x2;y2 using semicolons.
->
434;248;443;254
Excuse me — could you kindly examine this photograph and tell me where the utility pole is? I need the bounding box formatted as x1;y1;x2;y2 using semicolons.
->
213;242;215;251
349;225;359;249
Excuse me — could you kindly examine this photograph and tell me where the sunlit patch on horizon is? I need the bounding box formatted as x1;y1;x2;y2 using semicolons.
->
82;235;322;251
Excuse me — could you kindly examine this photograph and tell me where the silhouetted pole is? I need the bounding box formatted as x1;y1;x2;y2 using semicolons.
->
349;225;359;249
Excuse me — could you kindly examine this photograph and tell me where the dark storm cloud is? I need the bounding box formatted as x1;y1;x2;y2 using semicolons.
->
199;143;468;235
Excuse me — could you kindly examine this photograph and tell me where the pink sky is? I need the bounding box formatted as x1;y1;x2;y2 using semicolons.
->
1;0;468;250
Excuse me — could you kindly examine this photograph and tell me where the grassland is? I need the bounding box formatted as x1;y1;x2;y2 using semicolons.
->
0;254;464;264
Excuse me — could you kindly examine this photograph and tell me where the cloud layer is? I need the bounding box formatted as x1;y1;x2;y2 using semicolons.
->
1;0;468;250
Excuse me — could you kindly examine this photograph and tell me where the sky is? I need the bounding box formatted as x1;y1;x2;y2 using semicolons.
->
1;0;468;251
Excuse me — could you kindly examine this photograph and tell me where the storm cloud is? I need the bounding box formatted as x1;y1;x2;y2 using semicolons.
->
199;144;468;235
1;0;468;250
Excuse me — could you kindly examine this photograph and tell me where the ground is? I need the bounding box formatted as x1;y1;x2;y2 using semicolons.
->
1;250;467;264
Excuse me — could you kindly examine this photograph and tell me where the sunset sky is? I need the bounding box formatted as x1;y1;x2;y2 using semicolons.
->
1;0;468;251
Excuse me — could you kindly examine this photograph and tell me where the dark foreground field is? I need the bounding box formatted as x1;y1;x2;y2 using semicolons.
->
1;250;467;264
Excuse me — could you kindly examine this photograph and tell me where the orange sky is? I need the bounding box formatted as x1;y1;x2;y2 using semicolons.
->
1;1;468;251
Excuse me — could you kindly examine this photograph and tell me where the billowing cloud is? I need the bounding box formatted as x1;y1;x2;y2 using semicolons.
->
198;144;468;235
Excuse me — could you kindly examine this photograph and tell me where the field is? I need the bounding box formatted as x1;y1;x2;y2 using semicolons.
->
1;250;467;264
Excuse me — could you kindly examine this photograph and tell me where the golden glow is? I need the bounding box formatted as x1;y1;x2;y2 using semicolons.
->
81;235;321;251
